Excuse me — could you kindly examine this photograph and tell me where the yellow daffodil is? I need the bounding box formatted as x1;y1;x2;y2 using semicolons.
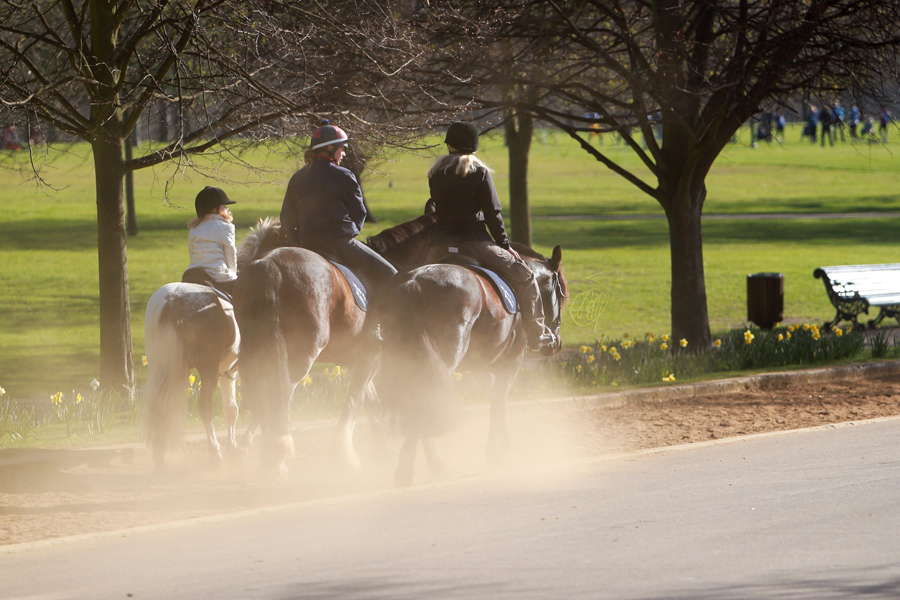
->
189;374;196;385
835;327;843;337
778;334;784;341
803;323;810;330
611;381;618;386
576;365;583;372
561;362;567;367
76;393;83;404
141;355;148;366
813;331;821;340
600;344;607;351
332;365;343;376
0;386;5;397
301;375;313;387
714;339;722;347
787;331;792;339
660;342;668;350
645;332;653;338
580;345;592;354
744;330;755;344
662;334;670;341
623;333;630;339
587;355;595;363
51;392;63;404
680;338;688;348
453;372;463;381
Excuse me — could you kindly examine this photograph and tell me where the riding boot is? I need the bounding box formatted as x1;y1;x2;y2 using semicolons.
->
514;271;557;351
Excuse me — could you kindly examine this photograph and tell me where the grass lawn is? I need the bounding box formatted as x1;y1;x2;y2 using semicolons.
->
1;124;899;396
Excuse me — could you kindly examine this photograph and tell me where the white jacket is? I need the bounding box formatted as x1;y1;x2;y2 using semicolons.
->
188;214;237;282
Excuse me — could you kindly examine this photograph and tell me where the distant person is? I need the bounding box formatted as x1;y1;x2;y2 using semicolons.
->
185;187;238;296
804;106;818;143
862;117;878;143
879;109;891;143
820;105;834;147
832;101;846;142
848;103;861;139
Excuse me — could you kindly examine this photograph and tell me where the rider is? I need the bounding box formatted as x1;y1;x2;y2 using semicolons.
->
186;186;238;296
425;121;557;350
280;120;397;284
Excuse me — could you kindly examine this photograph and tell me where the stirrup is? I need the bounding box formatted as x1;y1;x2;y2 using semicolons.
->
527;331;557;351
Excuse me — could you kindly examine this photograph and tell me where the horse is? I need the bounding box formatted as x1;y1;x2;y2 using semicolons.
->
377;244;567;485
233;217;394;473
143;282;240;467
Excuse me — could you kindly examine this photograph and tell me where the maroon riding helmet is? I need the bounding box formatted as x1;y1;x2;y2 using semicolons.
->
310;119;350;151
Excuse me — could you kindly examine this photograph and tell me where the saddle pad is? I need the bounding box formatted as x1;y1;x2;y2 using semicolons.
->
464;265;517;314
328;261;368;311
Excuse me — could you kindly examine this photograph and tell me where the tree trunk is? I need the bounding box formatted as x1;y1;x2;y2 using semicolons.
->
665;187;712;348
505;109;533;247
92;134;135;396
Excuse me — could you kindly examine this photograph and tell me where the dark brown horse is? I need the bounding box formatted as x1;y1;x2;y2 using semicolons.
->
377;244;567;485
234;217;407;472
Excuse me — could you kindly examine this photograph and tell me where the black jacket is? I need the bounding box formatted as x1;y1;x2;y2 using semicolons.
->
426;163;510;249
280;158;367;245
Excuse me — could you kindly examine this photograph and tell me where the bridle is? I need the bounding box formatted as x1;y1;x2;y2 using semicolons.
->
546;269;567;338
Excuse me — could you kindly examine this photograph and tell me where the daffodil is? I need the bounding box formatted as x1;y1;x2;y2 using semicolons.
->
623;333;630;339
141;355;148;366
803;323;810;331
787;332;792;339
587;355;595;363
51;392;63;404
576;365;583;372
680;338;688;348
778;334;784;341
744;330;755;344
611;381;618;386
660;342;668;350
561;362;567;367
835;327;843;337
76;393;83;404
714;339;722;347
301;375;313;387
580;345;592;354
0;386;5;397
453;372;463;381
189;374;196;385
600;344;607;351
813;331;821;340
662;334;670;341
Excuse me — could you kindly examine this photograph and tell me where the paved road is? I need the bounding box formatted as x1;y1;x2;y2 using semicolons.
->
4;418;900;600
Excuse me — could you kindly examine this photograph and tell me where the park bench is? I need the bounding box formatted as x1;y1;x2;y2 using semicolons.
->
813;264;900;329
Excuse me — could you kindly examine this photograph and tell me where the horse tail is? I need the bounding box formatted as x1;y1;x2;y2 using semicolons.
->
380;277;461;439
234;257;295;459
143;296;189;457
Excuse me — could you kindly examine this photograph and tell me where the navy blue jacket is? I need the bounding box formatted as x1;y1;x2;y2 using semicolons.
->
426;164;510;249
280;158;367;245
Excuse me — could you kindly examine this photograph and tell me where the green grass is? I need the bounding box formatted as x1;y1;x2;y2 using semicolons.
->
1;124;899;396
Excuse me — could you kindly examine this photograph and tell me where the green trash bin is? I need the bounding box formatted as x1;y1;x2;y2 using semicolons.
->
747;273;784;329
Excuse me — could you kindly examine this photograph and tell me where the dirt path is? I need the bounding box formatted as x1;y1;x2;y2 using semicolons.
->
1;370;898;548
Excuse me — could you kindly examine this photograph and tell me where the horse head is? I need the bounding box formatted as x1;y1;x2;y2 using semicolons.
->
517;244;567;357
237;217;284;273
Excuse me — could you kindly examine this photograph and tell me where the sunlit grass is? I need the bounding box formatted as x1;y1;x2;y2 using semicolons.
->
1;124;898;396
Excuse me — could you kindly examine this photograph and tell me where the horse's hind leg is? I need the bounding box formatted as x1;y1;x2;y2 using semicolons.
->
334;350;379;470
485;355;524;469
394;437;418;486
197;366;224;463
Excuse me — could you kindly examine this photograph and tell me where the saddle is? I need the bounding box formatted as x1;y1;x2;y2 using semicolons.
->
431;243;518;314
298;240;369;311
181;267;234;305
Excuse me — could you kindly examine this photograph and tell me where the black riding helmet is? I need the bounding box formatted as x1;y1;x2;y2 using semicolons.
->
310;119;350;151
194;186;235;218
445;121;479;154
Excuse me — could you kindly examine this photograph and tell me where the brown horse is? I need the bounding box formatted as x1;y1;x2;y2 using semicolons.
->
234;218;399;472
377;244;567;485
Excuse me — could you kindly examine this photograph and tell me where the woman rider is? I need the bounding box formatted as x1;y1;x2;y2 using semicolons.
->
280;120;397;284
426;121;556;350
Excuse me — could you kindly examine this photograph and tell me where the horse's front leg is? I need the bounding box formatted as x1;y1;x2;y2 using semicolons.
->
485;353;525;469
218;367;239;451
394;437;418;486
333;349;379;470
197;367;223;463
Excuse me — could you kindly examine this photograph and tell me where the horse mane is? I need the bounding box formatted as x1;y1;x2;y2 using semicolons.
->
512;242;569;308
237;217;283;272
366;213;438;254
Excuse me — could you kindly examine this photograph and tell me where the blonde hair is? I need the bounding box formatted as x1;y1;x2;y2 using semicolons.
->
187;212;231;229
427;153;492;179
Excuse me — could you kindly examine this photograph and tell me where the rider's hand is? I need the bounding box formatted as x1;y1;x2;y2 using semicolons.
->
507;247;521;261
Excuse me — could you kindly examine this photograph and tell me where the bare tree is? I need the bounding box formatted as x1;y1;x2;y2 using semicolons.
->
0;0;440;394
421;0;900;346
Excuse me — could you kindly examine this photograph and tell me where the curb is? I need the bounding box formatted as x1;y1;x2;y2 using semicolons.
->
509;359;900;412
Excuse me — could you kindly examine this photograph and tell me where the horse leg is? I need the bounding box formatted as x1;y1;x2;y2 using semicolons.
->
333;350;379;470
219;368;239;452
422;438;448;479
485;354;524;469
196;365;224;464
394;437;418;486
